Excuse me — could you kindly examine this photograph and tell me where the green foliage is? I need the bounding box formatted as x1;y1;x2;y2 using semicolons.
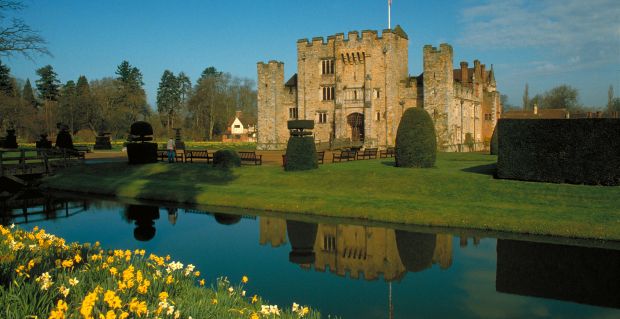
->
529;84;580;111
287;120;314;130
395;107;437;168
157;70;182;132
285;136;318;171
212;149;241;169
35;65;60;101
22;79;37;108
490;127;498;155
497;119;620;185
0;225;321;319
0;60;15;96
129;121;154;141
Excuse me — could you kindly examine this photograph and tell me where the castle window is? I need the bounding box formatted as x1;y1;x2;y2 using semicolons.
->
321;59;334;75
289;107;298;119
317;112;327;124
374;89;380;99
234;125;241;128
322;86;335;101
484;113;492;121
376;111;381;121
353;90;358;100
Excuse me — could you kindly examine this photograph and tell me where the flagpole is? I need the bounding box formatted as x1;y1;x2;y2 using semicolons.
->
388;0;392;29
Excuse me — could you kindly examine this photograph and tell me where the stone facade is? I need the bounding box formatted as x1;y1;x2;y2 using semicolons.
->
257;26;501;151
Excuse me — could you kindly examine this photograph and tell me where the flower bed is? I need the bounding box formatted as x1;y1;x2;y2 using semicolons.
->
0;225;318;319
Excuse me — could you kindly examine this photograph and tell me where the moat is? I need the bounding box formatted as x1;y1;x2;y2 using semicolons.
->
2;192;619;319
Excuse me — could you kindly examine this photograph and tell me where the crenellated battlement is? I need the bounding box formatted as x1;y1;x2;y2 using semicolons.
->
424;43;453;55
296;27;405;48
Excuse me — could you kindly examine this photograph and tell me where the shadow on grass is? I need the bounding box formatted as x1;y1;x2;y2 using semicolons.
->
381;161;396;167
461;163;497;176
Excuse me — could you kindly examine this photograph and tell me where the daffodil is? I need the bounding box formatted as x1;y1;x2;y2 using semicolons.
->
242;275;249;284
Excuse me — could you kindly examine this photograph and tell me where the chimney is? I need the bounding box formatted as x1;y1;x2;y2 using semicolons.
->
533;103;538;115
235;110;242;119
460;61;468;84
481;64;486;83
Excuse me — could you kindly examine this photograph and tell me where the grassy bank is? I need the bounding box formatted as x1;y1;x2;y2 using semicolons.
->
0;225;319;318
43;153;620;240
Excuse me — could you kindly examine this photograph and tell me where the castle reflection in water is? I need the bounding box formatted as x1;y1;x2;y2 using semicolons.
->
260;217;454;282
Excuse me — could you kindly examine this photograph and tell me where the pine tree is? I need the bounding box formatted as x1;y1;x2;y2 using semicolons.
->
522;83;529;111
608;85;614;113
22;78;37;108
0;60;15;96
35;65;60;101
156;70;181;133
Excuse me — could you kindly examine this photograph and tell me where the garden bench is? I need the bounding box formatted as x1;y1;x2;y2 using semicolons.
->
356;148;378;160
332;149;357;163
157;149;184;162
74;145;91;153
186;150;212;163
380;147;395;158
239;151;262;165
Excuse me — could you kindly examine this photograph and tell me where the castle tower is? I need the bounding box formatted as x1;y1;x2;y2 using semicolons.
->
423;44;454;149
257;61;291;150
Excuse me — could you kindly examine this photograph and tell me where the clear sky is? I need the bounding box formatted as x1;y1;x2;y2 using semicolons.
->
5;0;620;108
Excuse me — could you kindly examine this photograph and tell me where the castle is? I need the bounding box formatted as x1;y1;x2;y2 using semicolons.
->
257;26;502;151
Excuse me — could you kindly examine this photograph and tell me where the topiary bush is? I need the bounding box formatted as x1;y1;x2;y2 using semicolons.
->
212;149;241;169
55;125;74;150
395;107;437;168
127;121;157;164
490;127;498;155
285;136;318;171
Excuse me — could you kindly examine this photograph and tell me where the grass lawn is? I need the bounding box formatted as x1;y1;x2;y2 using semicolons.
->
43;152;620;240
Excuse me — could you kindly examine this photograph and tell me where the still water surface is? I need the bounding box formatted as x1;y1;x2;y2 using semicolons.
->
3;193;620;319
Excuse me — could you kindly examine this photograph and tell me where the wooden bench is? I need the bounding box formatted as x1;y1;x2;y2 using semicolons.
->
332;149;357;163
157;149;184;162
186;150;212;163
380;147;395;158
357;148;378;160
239;151;262;165
74;145;91;153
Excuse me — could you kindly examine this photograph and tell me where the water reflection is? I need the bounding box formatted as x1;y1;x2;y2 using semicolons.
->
261;217;453;281
0;191;90;225
496;239;620;309
124;205;160;241
3;196;620;315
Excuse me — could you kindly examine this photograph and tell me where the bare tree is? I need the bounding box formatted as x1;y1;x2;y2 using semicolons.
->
0;0;49;59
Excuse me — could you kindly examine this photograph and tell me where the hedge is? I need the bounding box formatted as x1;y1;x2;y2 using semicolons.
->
212;149;241;169
395;107;437;168
496;119;620;185
284;136;318;171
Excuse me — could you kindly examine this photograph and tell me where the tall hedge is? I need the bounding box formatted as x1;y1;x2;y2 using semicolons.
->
496;119;620;185
395;107;437;168
284;136;318;171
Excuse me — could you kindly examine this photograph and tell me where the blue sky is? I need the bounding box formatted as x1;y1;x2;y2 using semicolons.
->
5;0;620;108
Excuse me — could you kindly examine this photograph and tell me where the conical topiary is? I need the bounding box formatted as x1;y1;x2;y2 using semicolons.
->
395;107;437;168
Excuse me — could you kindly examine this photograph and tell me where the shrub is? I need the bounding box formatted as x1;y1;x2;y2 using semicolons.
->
127;121;157;164
496;118;620;185
55;128;74;150
395;107;437;168
285;136;318;171
490;127;498;155
212;149;241;169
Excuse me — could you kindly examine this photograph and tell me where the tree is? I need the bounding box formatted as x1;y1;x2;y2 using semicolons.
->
540;85;579;111
0;59;14;95
0;0;49;59
188;67;225;140
610;98;620;113
156;70;181;135
114;60;147;126
522;83;529;111
608;85;614;113
22;78;36;108
35;64;59;101
58;80;77;133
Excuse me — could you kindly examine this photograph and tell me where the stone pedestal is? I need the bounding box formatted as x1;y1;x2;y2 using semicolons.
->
173;128;185;150
94;132;112;150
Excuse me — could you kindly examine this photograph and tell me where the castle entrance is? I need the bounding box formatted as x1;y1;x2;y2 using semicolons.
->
347;113;364;142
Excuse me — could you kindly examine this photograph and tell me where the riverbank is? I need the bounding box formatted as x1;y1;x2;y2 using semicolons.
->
43;152;620;241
